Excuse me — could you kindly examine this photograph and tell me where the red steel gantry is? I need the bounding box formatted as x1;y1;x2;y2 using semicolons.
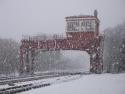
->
20;10;104;74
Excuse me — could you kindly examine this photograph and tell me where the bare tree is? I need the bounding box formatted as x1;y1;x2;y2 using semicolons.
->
103;21;125;73
0;38;19;76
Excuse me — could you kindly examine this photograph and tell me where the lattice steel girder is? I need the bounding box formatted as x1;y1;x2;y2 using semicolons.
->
20;32;104;74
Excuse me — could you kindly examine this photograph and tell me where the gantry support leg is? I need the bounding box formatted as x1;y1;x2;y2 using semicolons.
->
25;48;35;75
25;48;30;74
90;36;104;74
19;47;24;75
90;52;103;74
30;49;35;75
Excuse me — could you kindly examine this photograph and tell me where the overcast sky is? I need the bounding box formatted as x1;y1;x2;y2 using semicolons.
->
0;0;125;41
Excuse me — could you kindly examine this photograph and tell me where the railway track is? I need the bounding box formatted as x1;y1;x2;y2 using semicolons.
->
0;83;51;94
0;73;59;85
0;72;84;94
0;72;85;85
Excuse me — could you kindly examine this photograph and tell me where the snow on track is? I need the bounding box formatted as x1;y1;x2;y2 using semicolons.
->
0;74;81;94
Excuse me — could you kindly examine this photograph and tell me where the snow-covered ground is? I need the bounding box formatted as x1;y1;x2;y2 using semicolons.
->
21;73;125;94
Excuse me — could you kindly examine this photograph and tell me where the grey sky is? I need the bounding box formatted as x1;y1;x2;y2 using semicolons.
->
0;0;125;41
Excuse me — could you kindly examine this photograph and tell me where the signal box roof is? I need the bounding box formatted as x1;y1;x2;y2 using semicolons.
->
65;15;99;22
66;15;95;19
